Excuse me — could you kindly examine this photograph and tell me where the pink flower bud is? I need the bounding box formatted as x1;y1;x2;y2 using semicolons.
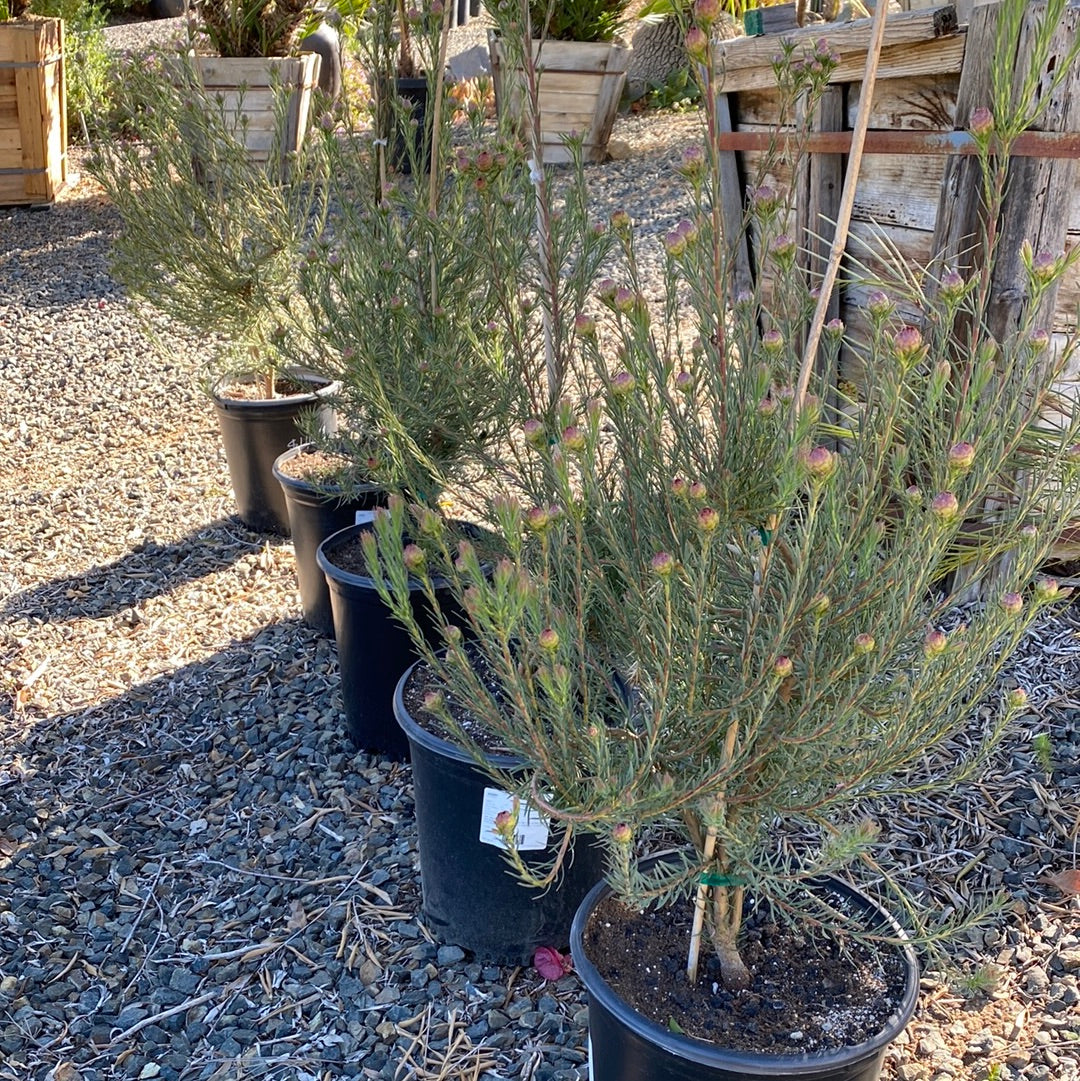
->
612;823;633;845
931;491;959;522
904;485;922;505
664;229;687;257
762;329;784;355
866;290;893;317
423;690;444;713
802;445;836;480
671;476;688;498
403;544;425;571
614;287;636;313
525;506;550;531
769;234;797;265
685;25;709;60
650;551;675;576
678;145;705;179
923;629;947;659
443;624;463;645
1029;329;1050;351
999;592;1023;616
597;279;617;303
675;371;693;392
523;418;545;445
688;481;706;501
773;656;793;679
1034;577;1059;603
610;209;631;233
824;317;845;339
693;0;720;24
751;185;780;214
610;371;635;397
948;442;975;471
810;592;830;616
969;106;994;138
1006;687;1027;710
561;426;586;452
538;628;560;651
493;809;516;839
853;633;876;656
940;269;966;300
574;313;597;337
696;507;720;533
1030;250;1058;284
758;396;778;417
892;325;925;368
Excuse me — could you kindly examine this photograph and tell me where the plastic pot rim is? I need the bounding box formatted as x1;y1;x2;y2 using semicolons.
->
211;368;338;411
393;658;526;771
272;443;384;503
570;872;920;1077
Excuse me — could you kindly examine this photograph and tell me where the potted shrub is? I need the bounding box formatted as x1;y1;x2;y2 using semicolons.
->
189;0;324;172
361;1;1080;1076
87;62;334;535
487;0;634;163
294;116;544;752
0;2;66;204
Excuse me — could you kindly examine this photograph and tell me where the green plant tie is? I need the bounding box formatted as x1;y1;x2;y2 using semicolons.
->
757;527;771;547
698;872;748;887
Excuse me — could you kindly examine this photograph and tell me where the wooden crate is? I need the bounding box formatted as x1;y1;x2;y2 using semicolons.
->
489;35;630;165
0;16;66;206
192;52;321;168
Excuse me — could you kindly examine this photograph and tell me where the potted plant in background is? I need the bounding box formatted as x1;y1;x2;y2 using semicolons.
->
362;1;1080;1076
294;104;546;753
0;0;66;204
487;0;634;164
189;0;324;172
87;62;334;536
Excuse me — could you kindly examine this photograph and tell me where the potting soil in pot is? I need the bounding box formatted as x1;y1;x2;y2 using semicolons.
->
583;888;910;1055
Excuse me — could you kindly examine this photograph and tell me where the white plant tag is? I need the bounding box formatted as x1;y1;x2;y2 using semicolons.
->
354;510;375;526
478;787;549;851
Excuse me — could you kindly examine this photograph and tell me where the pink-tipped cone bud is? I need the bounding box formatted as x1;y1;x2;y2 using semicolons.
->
403;544;426;571
773;656;793;680
612;823;633;845
574;313;596;338
688;481;706;501
538;628;560;652
803;445;836;481
948;441;975;471
650;551;676;577
931;491;960;523
423;690;444;713
892;325;925;368
1006;687;1027;711
853;633;876;656
969;106;994;138
610;371;635;397
1034;577;1060;603
685;25;709;61
561;425;586;453
1000;591;1023;616
525;505;551;532
696;507;720;533
923;629;947;659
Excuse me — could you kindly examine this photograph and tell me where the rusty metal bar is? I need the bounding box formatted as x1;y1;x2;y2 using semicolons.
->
712;129;1080;159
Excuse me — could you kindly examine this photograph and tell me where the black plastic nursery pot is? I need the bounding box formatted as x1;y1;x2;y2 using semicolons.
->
273;445;386;636
395;661;605;964
393;76;430;175
317;521;451;759
212;372;338;536
570;876;920;1081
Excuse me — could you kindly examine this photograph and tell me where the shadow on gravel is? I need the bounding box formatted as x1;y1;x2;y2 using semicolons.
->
0;198;123;313
0;620;431;1078
1;518;286;624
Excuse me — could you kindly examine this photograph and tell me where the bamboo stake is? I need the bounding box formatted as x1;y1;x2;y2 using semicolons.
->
792;0;890;418
687;825;717;984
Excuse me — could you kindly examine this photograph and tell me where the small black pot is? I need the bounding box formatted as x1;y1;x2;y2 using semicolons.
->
395;661;605;964
273;445;386;636
571;876;920;1081
317;521;452;758
212;371;337;536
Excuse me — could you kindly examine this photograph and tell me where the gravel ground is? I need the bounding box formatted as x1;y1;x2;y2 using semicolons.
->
1;14;1079;1081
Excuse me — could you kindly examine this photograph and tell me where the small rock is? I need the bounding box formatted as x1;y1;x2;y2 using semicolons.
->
436;945;466;966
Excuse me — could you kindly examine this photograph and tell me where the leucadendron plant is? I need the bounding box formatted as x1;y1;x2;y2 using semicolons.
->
87;53;331;398
363;0;1080;993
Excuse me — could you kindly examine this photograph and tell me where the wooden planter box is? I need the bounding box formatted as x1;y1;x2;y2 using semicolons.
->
489;35;629;165
711;2;1080;559
0;16;66;206
192;52;321;170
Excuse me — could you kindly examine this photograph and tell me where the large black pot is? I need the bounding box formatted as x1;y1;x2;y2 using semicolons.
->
395;661;605;964
212;371;337;536
393;76;430;175
571;876;920;1081
317;521;452;758
273;445;385;636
